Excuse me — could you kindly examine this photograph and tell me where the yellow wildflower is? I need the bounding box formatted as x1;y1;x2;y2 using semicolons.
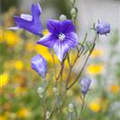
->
87;64;104;75
3;31;20;46
0;73;9;88
0;115;7;120
17;108;31;119
14;60;24;71
35;44;53;63
109;85;120;94
14;87;27;95
88;100;101;112
91;49;103;58
43;29;49;35
88;97;108;112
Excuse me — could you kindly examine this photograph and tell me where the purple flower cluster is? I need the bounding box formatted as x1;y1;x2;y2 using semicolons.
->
10;3;111;78
11;3;78;63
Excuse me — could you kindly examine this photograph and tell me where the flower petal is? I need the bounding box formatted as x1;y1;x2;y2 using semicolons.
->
61;20;75;33
21;14;32;21
53;41;70;62
47;19;61;35
8;26;20;30
31;54;47;78
10;3;43;36
31;3;42;17
37;33;57;48
14;15;42;36
65;32;78;48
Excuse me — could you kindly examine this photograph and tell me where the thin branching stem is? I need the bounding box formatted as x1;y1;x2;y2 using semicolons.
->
78;95;85;120
52;53;57;80
66;34;98;90
55;61;64;87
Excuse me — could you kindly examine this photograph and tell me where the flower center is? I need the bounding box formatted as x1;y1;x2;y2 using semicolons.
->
58;33;66;41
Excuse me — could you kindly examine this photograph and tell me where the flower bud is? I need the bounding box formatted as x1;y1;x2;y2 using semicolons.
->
80;77;91;95
70;0;76;4
59;14;67;21
37;87;44;98
68;103;74;113
46;111;50;119
70;8;77;17
96;21;110;35
53;87;58;96
31;54;47;78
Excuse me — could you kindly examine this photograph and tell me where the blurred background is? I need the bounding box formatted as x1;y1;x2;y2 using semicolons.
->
0;0;120;120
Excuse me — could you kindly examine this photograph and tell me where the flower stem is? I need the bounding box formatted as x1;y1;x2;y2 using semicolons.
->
66;34;98;90
66;33;87;89
55;62;64;87
52;53;57;80
78;95;85;120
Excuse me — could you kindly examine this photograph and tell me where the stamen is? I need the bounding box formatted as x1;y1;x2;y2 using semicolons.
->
58;33;66;41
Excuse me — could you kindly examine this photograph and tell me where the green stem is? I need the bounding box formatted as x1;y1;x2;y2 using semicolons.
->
66;34;98;90
52;54;57;80
55;62;64;87
78;95;85;120
41;98;47;120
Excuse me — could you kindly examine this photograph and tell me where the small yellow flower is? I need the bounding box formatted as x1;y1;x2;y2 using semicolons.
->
109;85;120;94
91;49;103;58
17;108;31;119
3;31;20;46
14;87;27;95
35;44;53;63
0;115;7;120
88;100;101;112
43;29;49;36
87;64;104;75
88;98;108;112
14;60;24;71
0;73;9;88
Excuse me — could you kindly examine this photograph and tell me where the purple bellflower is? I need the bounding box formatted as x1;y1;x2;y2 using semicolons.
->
9;3;43;36
80;77;91;95
31;54;47;78
37;19;78;62
96;21;110;35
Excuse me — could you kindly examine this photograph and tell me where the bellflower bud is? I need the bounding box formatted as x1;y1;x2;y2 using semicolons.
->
37;87;44;98
53;87;58;96
46;111;50;119
70;8;77;18
96;21;110;35
70;0;76;4
68;103;74;113
31;54;47;78
80;77;91;95
59;14;67;21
